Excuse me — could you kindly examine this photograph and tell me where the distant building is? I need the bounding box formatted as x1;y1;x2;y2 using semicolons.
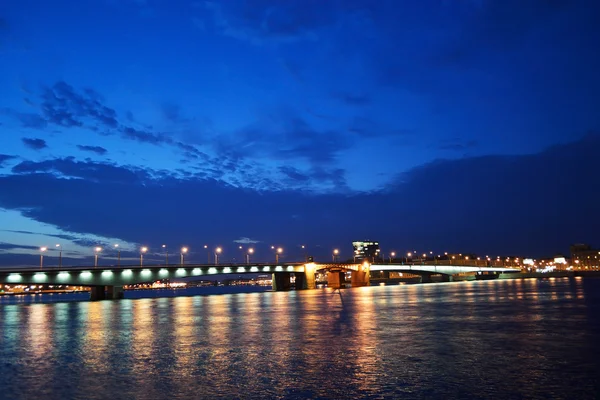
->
570;243;600;269
352;240;381;262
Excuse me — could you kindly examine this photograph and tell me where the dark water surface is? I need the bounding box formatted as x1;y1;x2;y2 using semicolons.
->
1;278;599;399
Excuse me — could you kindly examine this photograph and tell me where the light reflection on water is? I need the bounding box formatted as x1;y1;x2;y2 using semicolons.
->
1;278;599;399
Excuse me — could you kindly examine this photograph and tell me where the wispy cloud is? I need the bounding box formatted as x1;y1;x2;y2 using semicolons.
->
77;145;108;155
22;138;47;150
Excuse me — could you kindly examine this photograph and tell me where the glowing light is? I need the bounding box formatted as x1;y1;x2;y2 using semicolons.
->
40;247;47;252
95;247;102;252
141;247;148;253
181;247;188;253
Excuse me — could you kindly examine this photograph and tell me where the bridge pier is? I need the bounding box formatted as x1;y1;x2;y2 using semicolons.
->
106;285;124;299
327;271;345;289
89;286;106;301
351;269;369;287
272;272;291;291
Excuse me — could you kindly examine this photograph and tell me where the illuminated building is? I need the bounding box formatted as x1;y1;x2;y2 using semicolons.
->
352;240;381;262
570;243;600;269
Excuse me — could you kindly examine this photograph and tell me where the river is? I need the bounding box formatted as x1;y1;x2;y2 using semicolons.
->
1;277;599;399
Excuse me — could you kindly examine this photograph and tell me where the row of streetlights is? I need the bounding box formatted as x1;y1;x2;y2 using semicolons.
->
37;243;346;268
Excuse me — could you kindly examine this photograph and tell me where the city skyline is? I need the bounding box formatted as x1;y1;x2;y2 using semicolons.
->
1;1;600;265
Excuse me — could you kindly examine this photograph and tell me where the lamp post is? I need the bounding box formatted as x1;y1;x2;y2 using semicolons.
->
275;247;283;264
301;245;307;262
40;247;47;270
55;244;62;268
162;244;169;266
246;248;254;264
215;247;222;265
114;244;120;266
204;245;209;264
180;247;188;266
140;246;147;267
94;247;102;267
390;251;395;263
406;252;412;264
333;249;339;263
239;245;243;264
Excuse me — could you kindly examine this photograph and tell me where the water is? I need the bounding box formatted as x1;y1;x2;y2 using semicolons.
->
1;278;599;399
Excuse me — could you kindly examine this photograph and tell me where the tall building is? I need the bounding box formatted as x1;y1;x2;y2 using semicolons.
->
570;243;600;269
352;240;381;262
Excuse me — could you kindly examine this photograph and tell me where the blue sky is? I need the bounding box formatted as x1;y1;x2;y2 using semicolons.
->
1;0;599;266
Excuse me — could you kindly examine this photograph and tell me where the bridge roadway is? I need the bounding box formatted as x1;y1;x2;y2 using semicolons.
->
0;262;521;300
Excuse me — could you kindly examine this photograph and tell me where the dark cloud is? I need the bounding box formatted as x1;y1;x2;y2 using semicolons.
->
77;145;108;155
224;114;352;166
437;139;478;151
0;108;48;129
22;138;48;150
40;81;118;129
161;103;185;123
11;158;155;184
2;134;597;260
0;242;40;251
0;154;17;167
203;0;338;42
332;92;370;106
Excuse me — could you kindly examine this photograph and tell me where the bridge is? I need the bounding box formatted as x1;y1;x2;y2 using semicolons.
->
0;262;521;300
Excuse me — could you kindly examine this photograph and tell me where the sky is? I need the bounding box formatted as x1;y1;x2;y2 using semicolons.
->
1;0;599;267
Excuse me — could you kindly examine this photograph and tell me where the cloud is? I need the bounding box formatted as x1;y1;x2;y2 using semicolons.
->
0;154;17;167
0;135;599;261
202;0;338;43
21;138;48;150
77;145;108;155
40;81;118;129
0;242;40;251
0;108;48;129
437;139;478;151
233;237;261;244
332;92;370;106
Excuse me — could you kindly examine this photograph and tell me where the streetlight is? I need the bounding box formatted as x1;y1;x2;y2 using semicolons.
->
390;251;396;263
162;244;169;266
215;247;222;265
406;252;412;263
140;246;147;267
275;247;283;264
246;248;254;264
94;247;102;267
204;245;209;264
55;244;62;268
333;249;339;263
40;247;47;270
301;244;307;262
114;244;120;266
239;245;243;264
180;247;188;265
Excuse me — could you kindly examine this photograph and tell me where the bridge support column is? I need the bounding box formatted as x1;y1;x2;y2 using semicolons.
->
106;285;124;299
420;275;433;284
440;275;453;282
272;273;291;291
327;271;344;289
351;268;369;287
89;286;106;301
300;263;316;290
